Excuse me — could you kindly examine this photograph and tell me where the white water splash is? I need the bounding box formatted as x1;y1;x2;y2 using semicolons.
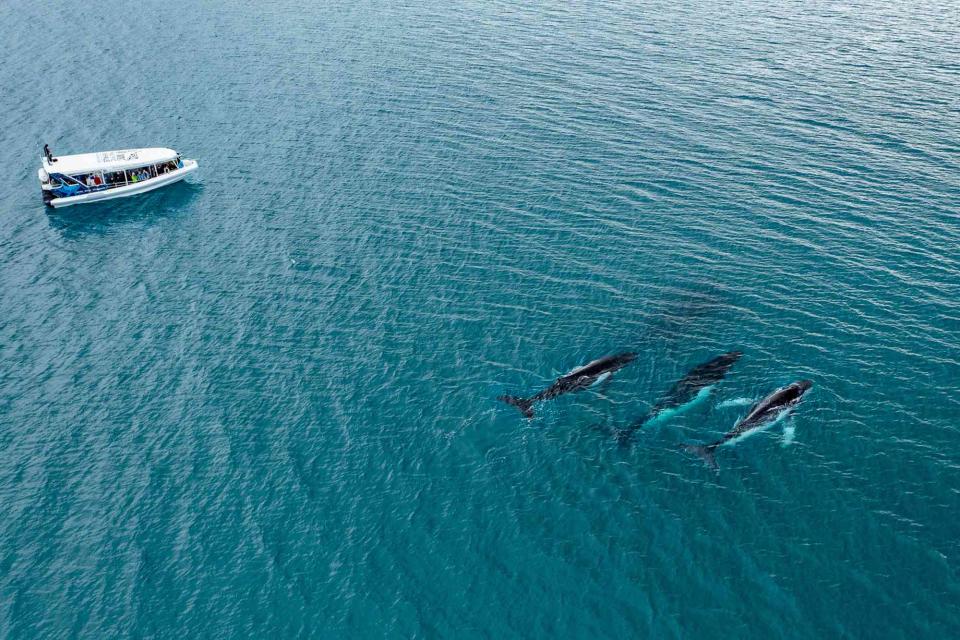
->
716;397;754;409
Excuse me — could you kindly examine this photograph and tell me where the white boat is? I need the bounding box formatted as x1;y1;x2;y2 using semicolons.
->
38;146;198;208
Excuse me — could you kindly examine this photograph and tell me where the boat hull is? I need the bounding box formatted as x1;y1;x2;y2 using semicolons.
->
48;160;198;208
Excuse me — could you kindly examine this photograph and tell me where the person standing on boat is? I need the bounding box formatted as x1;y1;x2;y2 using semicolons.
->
43;144;56;163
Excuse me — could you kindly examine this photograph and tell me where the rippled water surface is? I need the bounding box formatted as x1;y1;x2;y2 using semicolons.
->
2;1;959;637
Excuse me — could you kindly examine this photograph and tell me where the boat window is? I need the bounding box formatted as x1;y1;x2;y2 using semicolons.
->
125;166;155;183
71;173;102;187
105;171;125;185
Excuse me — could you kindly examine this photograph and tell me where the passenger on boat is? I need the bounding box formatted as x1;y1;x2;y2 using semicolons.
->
85;175;96;187
43;144;57;163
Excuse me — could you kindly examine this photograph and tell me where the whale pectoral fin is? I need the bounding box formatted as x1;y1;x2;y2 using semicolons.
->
587;372;614;399
596;371;614;391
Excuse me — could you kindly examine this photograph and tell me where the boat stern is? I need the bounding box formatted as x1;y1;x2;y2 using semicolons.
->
38;167;55;206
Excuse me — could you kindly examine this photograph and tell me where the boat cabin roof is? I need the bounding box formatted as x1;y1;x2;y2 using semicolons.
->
43;147;179;175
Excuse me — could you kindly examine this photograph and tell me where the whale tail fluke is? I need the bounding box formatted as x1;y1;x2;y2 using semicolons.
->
613;428;634;447
499;395;534;419
681;443;719;470
586;424;635;447
613;417;647;447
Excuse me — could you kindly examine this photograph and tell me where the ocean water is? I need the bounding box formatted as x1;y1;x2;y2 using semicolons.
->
1;0;959;637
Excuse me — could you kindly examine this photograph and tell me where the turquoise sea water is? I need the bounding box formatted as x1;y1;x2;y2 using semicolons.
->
2;1;959;637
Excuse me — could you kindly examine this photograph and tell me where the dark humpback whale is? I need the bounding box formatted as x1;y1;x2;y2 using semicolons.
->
682;379;813;468
610;351;742;444
647;351;743;424
499;352;638;419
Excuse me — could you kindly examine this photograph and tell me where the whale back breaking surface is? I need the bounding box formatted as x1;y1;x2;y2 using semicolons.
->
725;381;812;442
562;352;637;381
741;382;806;426
683;380;812;469
653;351;742;412
500;351;638;418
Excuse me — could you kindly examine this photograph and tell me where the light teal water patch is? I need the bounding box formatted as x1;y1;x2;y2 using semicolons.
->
2;1;960;638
